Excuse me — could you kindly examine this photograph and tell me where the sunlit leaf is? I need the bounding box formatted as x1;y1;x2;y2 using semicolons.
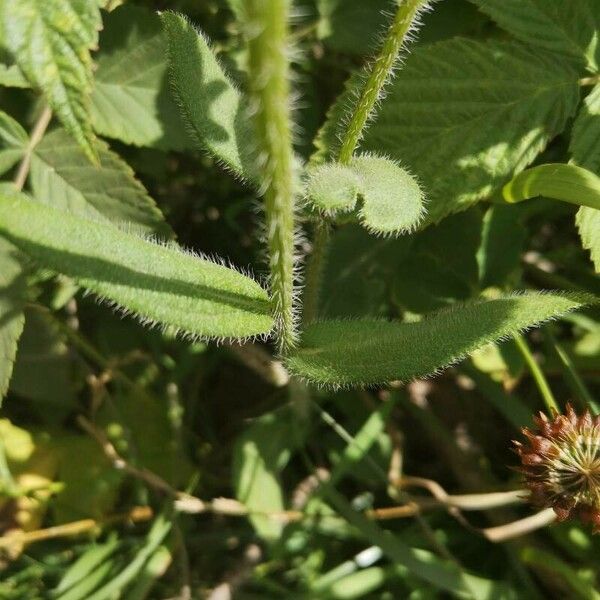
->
0;193;273;340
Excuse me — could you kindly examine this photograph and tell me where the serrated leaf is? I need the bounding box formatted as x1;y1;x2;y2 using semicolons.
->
469;0;600;71
570;83;600;272
503;163;600;210
0;62;29;88
0;238;26;403
31;128;171;236
161;12;253;180
286;293;592;387
0;193;273;340
307;155;425;235
0;110;27;175
360;39;579;224
91;4;189;151
0;0;101;161
576;207;600;272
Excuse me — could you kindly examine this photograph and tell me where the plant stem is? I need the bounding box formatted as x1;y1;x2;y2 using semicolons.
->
246;0;297;352
302;221;330;324
303;0;428;323
514;333;559;414
13;105;52;191
337;0;429;164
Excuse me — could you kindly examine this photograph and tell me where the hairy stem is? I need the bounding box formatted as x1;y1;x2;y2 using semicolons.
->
303;0;428;323
302;221;330;324
246;0;297;352
338;0;429;164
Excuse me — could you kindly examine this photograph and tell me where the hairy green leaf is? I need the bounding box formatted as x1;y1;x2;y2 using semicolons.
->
469;0;600;71
352;155;425;235
0;238;26;403
307;155;425;235
361;39;579;224
0;109;27;175
91;5;189;151
306;163;360;215
503;163;600;210
0;62;29;88
0;194;273;340
570;83;600;272
0;0;101;161
161;11;253;180
31;128;171;236
286;293;592;387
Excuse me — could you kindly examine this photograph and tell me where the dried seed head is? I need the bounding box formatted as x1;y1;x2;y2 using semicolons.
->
514;404;600;533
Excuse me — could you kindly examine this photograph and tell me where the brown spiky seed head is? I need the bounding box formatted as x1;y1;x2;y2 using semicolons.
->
514;404;600;533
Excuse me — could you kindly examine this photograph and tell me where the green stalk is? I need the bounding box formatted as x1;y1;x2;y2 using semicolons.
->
303;0;429;324
246;0;297;352
338;0;429;164
514;333;559;414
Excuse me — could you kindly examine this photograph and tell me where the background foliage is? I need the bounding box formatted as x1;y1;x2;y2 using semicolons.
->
0;0;599;598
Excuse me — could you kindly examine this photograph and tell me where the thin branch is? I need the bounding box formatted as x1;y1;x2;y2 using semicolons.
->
13;106;52;191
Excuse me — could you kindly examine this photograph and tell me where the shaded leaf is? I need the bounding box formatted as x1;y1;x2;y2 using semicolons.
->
0;109;27;176
31;128;171;236
91;4;189;151
0;238;26;403
286;293;593;387
361;39;579;224
233;403;309;540
469;0;600;71
0;193;273;340
0;0;101;161
161;11;253;180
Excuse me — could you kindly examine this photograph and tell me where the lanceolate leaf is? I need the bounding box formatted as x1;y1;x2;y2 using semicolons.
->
0;110;27;175
361;39;579;224
469;0;600;71
503;164;600;211
91;4;189;151
161;11;253;180
0;0;101;161
570;83;600;272
0;194;273;340
31;128;171;236
286;293;593;387
0;237;26;403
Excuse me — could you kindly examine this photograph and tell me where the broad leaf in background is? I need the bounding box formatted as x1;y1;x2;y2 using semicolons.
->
469;0;600;71
31;128;171;237
286;293;592;386
91;5;189;151
0;0;101;161
570;83;600;272
233;403;309;540
10;308;83;424
503;163;600;210
361;39;579;224
161;12;253;181
0;110;27;175
316;0;389;55
0;194;273;339
0;238;26;403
